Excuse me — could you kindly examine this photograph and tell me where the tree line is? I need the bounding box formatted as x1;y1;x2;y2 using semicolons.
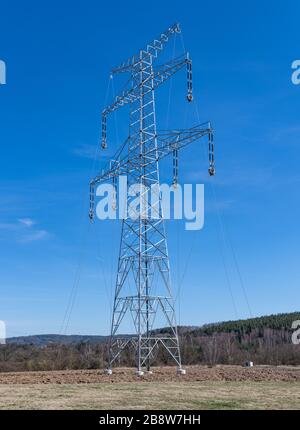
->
1;312;299;371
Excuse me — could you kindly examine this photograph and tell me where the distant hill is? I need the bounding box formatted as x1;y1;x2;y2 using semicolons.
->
189;311;300;336
2;311;300;371
6;334;110;346
152;311;300;337
6;311;300;346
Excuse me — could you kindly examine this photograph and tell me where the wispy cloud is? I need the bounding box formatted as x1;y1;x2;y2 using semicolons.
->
0;218;49;243
18;218;36;227
73;143;99;159
0;222;18;230
72;143;118;166
20;229;49;243
206;199;235;213
187;164;276;189
267;125;300;146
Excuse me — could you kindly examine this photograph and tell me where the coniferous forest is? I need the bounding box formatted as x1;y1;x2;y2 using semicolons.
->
0;312;299;372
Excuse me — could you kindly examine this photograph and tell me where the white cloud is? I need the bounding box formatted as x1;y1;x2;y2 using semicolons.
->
18;218;35;227
0;218;49;243
268;125;300;146
73;143;99;159
0;222;17;230
20;229;49;243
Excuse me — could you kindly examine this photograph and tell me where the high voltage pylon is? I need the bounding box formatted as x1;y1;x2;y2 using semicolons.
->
89;23;215;375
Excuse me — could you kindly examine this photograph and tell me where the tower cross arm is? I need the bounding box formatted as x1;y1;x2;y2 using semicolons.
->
89;122;215;220
155;122;213;159
111;22;181;75
91;122;214;187
102;53;191;116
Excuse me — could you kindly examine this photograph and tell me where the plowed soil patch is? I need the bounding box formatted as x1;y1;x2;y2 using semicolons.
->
0;365;299;384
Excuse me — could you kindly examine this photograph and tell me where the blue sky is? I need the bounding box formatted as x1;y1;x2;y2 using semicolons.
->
0;0;299;336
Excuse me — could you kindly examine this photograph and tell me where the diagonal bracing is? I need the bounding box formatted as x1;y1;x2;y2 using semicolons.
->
90;23;215;375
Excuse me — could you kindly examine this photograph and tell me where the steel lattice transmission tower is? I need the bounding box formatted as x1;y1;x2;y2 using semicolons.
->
89;23;215;375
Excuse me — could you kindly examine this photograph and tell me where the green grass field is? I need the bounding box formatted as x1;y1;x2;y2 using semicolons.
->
0;381;299;410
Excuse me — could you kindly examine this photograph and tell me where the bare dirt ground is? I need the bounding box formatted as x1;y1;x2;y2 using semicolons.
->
0;365;299;384
0;367;299;409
